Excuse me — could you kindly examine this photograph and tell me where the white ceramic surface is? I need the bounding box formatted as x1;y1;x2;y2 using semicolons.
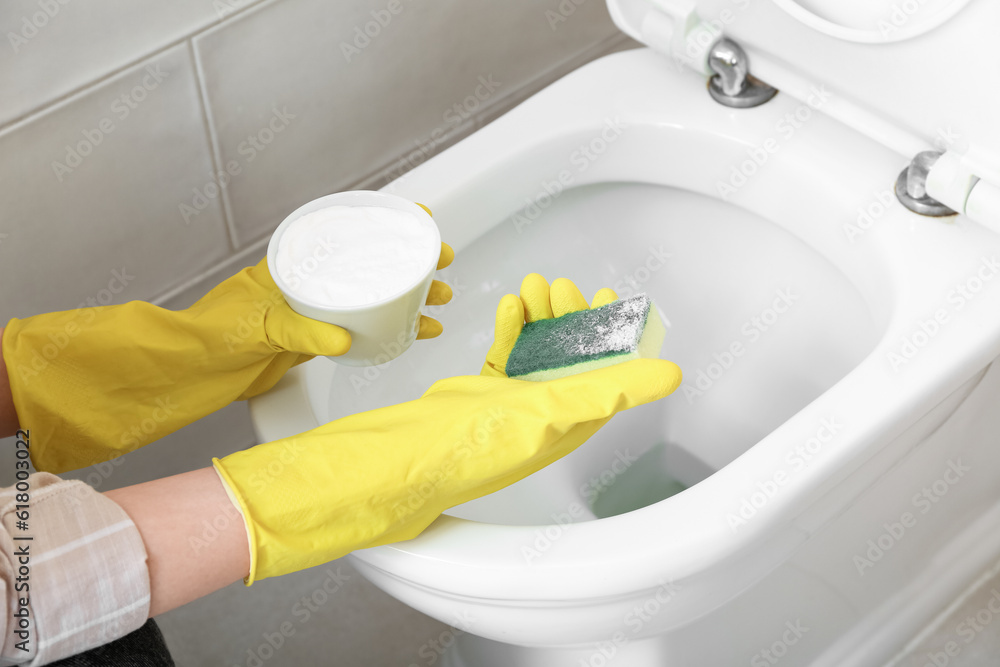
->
250;47;1000;667
267;190;441;367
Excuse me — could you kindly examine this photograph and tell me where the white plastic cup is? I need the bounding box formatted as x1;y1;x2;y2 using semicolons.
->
266;190;442;367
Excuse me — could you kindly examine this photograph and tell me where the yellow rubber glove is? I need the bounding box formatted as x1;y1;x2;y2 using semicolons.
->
3;242;455;474
213;358;681;584
481;273;622;377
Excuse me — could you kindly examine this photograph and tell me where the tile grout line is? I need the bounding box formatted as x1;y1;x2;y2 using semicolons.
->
0;40;188;137
150;33;637;307
188;38;240;251
153;235;269;308
350;117;478;192
0;0;279;137
472;31;636;131
352;33;635;192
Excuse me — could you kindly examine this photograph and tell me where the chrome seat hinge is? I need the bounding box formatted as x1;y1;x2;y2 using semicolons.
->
639;0;777;108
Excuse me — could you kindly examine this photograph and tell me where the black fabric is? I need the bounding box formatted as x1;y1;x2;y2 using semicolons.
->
49;618;174;667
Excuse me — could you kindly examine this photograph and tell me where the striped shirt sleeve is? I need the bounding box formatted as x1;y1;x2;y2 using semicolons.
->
0;472;151;665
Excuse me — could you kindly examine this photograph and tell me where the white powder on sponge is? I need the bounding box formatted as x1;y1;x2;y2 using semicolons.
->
275;205;438;307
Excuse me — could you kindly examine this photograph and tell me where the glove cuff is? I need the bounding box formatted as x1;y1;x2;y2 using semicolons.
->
211;458;258;585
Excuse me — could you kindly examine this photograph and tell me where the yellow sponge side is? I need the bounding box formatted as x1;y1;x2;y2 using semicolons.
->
636;302;666;360
512;351;632;382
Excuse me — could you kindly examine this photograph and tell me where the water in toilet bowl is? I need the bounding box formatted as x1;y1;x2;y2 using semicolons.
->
589;442;689;519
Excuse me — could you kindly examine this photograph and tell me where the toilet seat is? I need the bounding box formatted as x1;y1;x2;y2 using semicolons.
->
768;0;973;44
251;45;1000;654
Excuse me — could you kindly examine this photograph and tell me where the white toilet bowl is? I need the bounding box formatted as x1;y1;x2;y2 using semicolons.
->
251;2;1000;664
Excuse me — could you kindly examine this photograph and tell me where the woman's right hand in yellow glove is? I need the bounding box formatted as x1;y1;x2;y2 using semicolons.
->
213;356;681;584
3;243;454;474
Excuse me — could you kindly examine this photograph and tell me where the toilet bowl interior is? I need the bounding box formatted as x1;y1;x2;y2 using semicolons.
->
316;179;880;525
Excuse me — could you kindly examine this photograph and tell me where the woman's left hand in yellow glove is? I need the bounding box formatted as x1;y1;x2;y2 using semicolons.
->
481;272;620;377
213;356;681;585
3;243;454;474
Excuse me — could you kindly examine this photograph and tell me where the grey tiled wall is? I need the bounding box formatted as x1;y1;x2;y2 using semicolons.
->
3;0;626;319
3;1;631;664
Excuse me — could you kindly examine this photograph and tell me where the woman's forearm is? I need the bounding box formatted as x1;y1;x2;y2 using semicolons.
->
3;322;251;615
105;467;251;617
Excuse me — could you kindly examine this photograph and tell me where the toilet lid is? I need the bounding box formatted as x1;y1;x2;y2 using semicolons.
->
767;0;972;44
607;0;999;182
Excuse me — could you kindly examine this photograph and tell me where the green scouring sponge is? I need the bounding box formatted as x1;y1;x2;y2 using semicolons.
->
504;293;666;381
